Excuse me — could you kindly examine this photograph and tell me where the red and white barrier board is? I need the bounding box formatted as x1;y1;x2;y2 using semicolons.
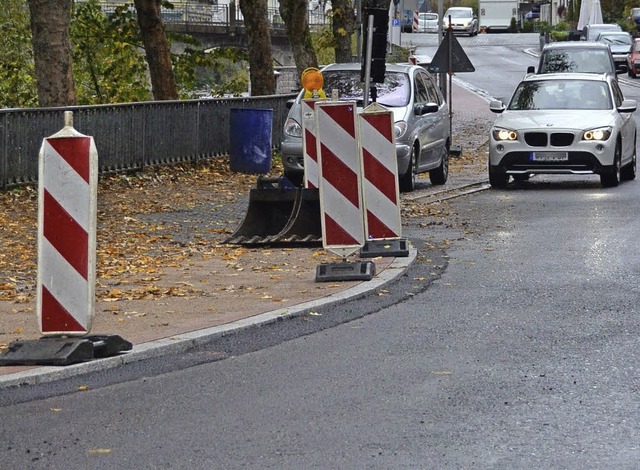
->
412;11;419;33
301;99;319;189
37;113;98;335
316;101;365;257
359;103;402;240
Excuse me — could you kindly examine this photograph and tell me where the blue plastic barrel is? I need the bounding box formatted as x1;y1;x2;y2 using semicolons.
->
229;108;273;174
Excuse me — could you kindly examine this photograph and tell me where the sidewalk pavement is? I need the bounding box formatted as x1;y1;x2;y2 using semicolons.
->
0;80;495;390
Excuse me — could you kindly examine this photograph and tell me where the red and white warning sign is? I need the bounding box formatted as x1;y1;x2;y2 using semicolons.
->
316;101;365;257
301;99;319;189
37;112;98;335
359;103;402;240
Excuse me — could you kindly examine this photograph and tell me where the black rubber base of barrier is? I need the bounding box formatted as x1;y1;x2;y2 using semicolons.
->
315;260;376;282
450;144;462;157
0;334;132;366
360;238;409;258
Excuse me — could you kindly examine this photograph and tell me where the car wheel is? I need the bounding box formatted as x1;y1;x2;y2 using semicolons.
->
601;141;622;187
621;134;637;181
629;68;636;78
429;146;449;185
399;147;417;192
488;165;509;188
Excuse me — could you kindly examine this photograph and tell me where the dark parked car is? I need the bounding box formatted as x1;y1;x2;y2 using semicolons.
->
595;31;633;73
527;42;623;78
280;63;451;192
581;23;622;41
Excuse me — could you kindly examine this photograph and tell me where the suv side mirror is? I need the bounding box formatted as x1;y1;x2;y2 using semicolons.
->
414;102;439;115
489;100;506;113
618;99;637;113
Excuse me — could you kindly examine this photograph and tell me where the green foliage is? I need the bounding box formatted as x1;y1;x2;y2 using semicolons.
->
508;17;518;33
0;0;37;108
550;30;569;41
71;1;151;104
521;21;535;33
185;47;250;98
0;0;250;106
312;24;340;65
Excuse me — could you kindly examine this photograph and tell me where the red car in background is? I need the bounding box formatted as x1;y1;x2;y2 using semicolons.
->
627;38;640;78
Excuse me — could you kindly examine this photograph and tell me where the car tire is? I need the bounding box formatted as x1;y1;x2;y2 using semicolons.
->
601;141;622;187
629;68;636;78
429;146;449;185
488;165;509;188
399;147;417;192
621;135;637;181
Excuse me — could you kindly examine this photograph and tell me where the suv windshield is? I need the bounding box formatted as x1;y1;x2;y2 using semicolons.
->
445;9;472;18
508;79;612;111
321;70;411;107
540;48;613;74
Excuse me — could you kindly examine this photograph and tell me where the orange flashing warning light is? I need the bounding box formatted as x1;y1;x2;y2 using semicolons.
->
301;67;326;99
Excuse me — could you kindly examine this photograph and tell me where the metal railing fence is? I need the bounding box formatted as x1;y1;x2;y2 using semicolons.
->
87;1;330;27
0;94;296;190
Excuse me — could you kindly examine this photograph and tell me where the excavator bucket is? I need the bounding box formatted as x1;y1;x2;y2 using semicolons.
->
266;188;322;246
225;178;322;247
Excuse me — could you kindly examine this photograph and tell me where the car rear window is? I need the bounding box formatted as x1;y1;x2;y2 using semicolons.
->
540;49;613;74
321;70;410;107
508;79;613;111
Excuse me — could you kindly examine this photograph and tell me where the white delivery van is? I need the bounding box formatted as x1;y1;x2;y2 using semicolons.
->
479;0;518;32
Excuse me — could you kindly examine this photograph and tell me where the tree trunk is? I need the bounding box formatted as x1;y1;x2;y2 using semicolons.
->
27;0;76;107
331;0;357;62
239;0;276;95
133;0;178;100
279;0;319;79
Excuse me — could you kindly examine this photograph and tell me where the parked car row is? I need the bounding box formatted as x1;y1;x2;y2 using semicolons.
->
490;38;637;189
406;7;479;36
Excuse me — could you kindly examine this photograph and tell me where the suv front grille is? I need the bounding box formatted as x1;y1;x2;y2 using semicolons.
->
524;131;575;147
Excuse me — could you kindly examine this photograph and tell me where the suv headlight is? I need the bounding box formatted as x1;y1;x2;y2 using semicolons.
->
492;127;518;141
394;121;408;139
284;117;302;138
582;126;611;141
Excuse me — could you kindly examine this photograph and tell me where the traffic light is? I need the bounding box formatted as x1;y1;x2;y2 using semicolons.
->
361;7;388;84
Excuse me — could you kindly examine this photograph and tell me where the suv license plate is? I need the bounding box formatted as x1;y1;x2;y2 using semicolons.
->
531;152;568;162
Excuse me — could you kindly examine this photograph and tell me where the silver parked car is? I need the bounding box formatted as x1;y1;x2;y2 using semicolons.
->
442;7;478;36
417;12;439;33
488;73;637;188
280;63;451;192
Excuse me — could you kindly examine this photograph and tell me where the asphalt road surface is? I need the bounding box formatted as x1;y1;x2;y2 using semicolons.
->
3;35;640;468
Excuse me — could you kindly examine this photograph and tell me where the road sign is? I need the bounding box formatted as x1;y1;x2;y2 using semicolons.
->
427;31;475;74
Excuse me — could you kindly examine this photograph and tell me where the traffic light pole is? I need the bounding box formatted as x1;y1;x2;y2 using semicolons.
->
363;14;374;106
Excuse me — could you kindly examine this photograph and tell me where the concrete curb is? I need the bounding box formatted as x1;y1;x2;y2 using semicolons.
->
0;246;417;390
